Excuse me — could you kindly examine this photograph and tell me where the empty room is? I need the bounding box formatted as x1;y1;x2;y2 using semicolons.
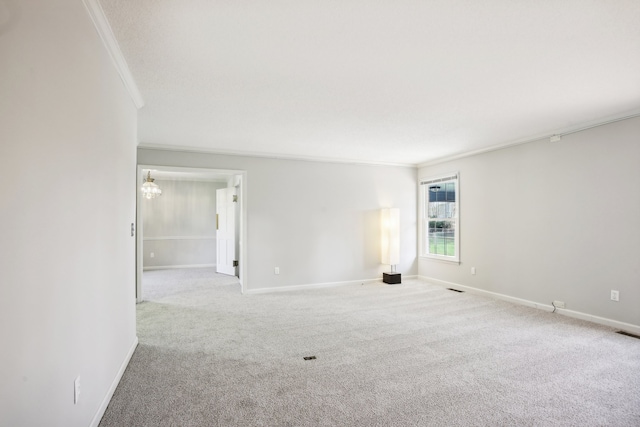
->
1;1;639;426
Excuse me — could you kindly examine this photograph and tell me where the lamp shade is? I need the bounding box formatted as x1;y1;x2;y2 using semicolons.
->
381;208;400;266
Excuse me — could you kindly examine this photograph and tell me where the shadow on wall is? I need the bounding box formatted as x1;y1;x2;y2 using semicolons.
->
364;209;382;274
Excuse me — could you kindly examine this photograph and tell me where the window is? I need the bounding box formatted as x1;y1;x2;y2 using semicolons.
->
420;173;459;262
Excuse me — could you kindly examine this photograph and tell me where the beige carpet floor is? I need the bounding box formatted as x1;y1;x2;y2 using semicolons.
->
99;268;640;426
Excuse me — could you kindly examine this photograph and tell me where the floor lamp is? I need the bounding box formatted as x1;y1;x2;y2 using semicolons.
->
381;208;401;284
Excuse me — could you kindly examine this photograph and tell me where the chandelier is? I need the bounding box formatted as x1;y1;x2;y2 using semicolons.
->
141;171;162;199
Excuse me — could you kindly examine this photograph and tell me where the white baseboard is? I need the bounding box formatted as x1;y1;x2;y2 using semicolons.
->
143;236;216;241
419;275;640;336
244;275;419;295
143;264;216;271
90;336;138;427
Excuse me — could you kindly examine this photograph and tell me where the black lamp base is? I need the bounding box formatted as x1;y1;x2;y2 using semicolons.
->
383;272;401;285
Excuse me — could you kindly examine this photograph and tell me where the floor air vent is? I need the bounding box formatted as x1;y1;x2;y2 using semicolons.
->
447;288;464;293
616;331;640;340
303;356;317;360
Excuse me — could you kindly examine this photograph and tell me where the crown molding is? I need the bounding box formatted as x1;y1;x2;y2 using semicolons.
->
137;143;418;168
82;0;144;109
418;109;640;168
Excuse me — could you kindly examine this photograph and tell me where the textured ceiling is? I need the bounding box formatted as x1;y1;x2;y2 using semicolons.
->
101;0;640;166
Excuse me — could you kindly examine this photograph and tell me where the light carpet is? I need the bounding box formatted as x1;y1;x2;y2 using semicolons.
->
99;268;640;426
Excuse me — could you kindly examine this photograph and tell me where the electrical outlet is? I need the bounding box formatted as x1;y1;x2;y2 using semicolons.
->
471;267;476;275
274;267;280;275
611;290;619;302
150;252;155;258
553;300;565;309
74;377;81;404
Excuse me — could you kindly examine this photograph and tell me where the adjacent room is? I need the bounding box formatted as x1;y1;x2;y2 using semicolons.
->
1;1;638;426
136;167;243;300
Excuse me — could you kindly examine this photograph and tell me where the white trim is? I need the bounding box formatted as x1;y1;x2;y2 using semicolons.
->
136;166;143;303
418;276;640;336
141;165;246;177
237;173;247;293
244;275;419;294
418;256;461;265
143;264;216;271
151;176;227;183
420;174;458;185
143;236;216;241
418;109;640;168
90;336;138;427
82;0;144;109
137;143;416;169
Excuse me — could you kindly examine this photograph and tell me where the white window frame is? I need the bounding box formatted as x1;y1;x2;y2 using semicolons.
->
419;172;460;263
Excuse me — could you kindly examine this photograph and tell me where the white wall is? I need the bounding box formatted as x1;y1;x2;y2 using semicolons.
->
0;1;138;426
419;117;640;329
142;179;226;268
137;149;418;290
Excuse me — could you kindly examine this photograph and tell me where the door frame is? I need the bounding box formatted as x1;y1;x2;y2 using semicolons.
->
136;164;248;301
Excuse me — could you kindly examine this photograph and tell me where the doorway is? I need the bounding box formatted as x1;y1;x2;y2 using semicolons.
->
136;165;247;301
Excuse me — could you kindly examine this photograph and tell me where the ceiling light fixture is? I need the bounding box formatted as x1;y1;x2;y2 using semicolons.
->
141;171;162;199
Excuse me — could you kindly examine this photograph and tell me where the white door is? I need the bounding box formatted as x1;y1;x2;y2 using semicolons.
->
216;187;236;275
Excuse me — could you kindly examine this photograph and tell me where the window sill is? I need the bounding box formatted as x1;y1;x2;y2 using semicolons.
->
419;255;461;265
